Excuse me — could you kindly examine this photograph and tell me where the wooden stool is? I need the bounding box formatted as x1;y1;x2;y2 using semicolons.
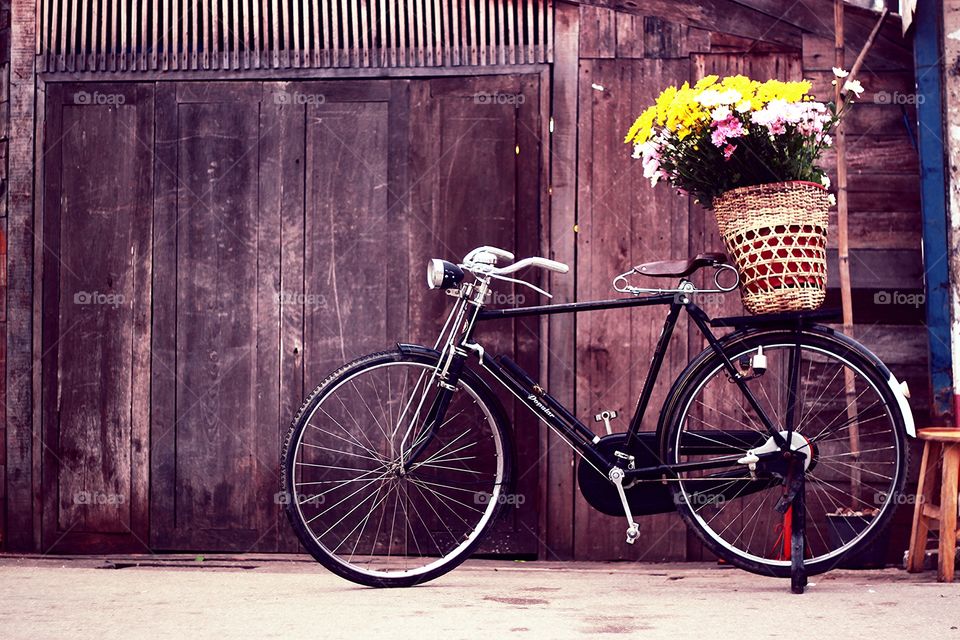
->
906;427;960;581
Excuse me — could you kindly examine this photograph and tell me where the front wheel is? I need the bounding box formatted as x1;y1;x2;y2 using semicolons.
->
281;349;512;587
662;329;909;577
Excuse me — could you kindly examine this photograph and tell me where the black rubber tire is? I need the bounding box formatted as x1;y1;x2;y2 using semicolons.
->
281;348;513;588
660;329;909;578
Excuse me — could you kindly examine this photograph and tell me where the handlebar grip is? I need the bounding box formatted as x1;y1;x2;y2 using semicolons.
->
495;256;569;275
537;258;570;274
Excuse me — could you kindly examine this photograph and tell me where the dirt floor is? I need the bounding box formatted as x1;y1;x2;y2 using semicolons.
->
0;554;957;639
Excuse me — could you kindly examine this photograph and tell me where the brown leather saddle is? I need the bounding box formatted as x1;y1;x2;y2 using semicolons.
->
634;252;729;278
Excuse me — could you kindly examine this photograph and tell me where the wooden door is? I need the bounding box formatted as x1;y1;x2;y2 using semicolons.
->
405;75;544;554
40;84;154;552
40;75;545;554
150;83;280;551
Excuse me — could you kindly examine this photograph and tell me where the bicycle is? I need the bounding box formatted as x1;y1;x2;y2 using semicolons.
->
281;245;915;593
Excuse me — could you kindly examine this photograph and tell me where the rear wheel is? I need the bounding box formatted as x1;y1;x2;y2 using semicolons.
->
282;349;511;587
662;330;908;577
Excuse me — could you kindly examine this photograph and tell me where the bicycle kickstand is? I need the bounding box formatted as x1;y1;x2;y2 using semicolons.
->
790;467;807;594
774;453;808;594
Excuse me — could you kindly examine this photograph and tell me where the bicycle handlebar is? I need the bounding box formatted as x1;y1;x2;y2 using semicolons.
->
461;245;569;276
493;256;569;275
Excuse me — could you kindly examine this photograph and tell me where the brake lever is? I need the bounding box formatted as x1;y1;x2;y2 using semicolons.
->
488;273;552;299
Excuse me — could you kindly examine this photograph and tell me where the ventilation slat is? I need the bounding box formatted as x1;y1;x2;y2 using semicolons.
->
39;0;552;72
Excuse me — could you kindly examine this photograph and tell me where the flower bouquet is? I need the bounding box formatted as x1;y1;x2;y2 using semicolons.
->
625;71;862;314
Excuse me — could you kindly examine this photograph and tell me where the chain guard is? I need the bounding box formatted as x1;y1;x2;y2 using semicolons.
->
577;433;676;517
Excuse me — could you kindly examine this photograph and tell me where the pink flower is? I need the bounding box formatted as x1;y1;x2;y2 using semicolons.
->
723;143;737;159
710;114;746;148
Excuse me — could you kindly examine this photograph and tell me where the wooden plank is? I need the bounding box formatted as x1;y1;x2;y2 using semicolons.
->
149;82;179;547
574;58;690;561
349;0;359;66
578;4;614;59
643;16;684;59
821;135;919;175
824;249;923;289
78;0;88;70
262;81;306;550
7;0;40;551
802;32;910;72
568;0;802;49
543;0;578;559
613;12;643;59
39;84;154;552
149;84;269;550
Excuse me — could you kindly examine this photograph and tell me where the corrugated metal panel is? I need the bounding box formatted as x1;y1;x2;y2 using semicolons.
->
38;0;553;71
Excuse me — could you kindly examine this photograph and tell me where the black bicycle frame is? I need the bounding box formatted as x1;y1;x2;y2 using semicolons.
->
420;291;796;480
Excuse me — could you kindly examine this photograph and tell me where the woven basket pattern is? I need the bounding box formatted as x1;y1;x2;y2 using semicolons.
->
713;181;831;315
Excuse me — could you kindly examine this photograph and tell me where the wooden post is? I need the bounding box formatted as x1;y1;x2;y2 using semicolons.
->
833;4;888;508
7;0;38;550
833;0;863;509
542;0;579;560
944;0;960;426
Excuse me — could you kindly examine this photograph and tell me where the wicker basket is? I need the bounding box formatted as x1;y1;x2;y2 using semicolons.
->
712;181;831;315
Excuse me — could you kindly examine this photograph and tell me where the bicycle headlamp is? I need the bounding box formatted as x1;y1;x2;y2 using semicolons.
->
426;259;464;290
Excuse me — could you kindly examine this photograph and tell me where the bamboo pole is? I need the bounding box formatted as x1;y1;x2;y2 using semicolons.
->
834;3;889;509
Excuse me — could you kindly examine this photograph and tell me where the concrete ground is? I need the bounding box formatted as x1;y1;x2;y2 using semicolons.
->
0;555;957;639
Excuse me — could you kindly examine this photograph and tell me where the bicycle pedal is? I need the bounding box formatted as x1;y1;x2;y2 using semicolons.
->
625;522;640;544
594;410;618;435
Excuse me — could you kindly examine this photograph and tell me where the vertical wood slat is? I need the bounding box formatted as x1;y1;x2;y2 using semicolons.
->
360;0;370;67
525;0;534;64
190;0;198;69
478;0;486;65
232;0;240;68
78;0;88;70
312;0;321;66
37;0;552;72
506;0;514;65
467;0;476;65
379;0;387;67
349;0;359;67
396;0;405;66
387;0;396;67
291;0;301;67
423;0;433;66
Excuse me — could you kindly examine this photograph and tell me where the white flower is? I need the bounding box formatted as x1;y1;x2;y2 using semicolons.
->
843;80;864;97
717;89;742;105
711;106;731;122
828;193;837;206
820;175;831;189
696;89;722;107
735;100;752;113
832;67;850;78
822;134;833;146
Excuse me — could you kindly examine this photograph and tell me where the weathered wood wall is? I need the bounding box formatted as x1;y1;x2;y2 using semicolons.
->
542;0;925;561
34;74;546;553
1;0;927;560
